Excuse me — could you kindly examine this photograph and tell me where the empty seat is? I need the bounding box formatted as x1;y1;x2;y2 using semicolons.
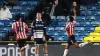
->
46;27;54;31
27;1;39;6
84;27;94;31
0;22;4;26
75;36;84;41
91;21;100;26
0;32;7;39
47;31;58;36
5;21;13;27
22;6;33;11
18;1;28;6
3;27;12;32
56;16;65;19
54;36;64;41
58;21;66;25
13;6;22;11
55;27;64;31
75;27;84;31
51;16;56;20
87;6;96;10
96;6;100;10
80;5;87;10
7;6;12;11
50;21;58;26
58;31;66;36
63;36;68;40
80;11;87;16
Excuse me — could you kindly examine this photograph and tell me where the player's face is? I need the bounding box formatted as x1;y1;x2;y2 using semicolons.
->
3;5;6;10
36;13;42;20
73;2;77;7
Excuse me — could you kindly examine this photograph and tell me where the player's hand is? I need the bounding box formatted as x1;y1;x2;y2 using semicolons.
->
31;36;34;41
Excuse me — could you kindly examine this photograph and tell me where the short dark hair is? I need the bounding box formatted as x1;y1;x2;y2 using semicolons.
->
15;14;21;21
2;2;7;7
37;11;42;14
69;16;74;22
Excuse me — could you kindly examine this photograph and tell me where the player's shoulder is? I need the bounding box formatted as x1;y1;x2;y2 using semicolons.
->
73;21;76;24
22;21;26;23
12;22;16;25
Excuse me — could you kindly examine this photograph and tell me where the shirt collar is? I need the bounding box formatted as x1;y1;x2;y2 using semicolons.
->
36;18;42;21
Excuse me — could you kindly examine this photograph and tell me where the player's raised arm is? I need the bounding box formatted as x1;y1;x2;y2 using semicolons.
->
73;8;77;21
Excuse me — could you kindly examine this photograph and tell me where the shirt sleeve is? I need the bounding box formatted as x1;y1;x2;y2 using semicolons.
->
24;23;29;33
7;9;12;19
65;22;69;31
65;22;69;29
12;23;15;33
31;21;35;36
73;21;76;25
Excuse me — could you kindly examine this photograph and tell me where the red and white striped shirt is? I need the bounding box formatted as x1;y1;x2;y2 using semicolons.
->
65;21;76;37
12;21;29;40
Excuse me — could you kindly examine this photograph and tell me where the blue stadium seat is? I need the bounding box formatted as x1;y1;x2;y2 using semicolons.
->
75;27;84;31
51;16;56;20
18;1;28;6
95;16;100;20
5;21;13;27
56;16;65;19
63;36;68;40
0;21;4;26
84;27;94;31
58;31;66;36
54;36;64;41
87;6;96;10
75;36;84;41
78;32;89;36
91;21;100;26
3;27;12;32
22;6;33;11
86;16;96;21
80;5;87;10
7;6;12;11
96;6;100;10
0;32;7;39
55;27;64;31
96;11;100;15
50;21;58;26
21;11;29;16
91;11;98;15
27;1;39;6
12;11;21;14
46;27;54;31
79;22;91;26
47;31;58;36
58;21;66;25
80;11;87;16
13;6;22;11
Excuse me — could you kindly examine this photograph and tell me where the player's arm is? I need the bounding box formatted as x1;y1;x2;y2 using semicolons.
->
12;23;15;33
43;22;46;41
25;23;29;33
31;21;35;40
73;8;77;21
65;23;69;32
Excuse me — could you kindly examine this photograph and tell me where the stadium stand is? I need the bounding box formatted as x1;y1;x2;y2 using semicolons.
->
0;0;99;42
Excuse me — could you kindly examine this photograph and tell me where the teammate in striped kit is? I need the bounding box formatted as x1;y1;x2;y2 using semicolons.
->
63;9;90;56
31;12;48;56
12;14;29;56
